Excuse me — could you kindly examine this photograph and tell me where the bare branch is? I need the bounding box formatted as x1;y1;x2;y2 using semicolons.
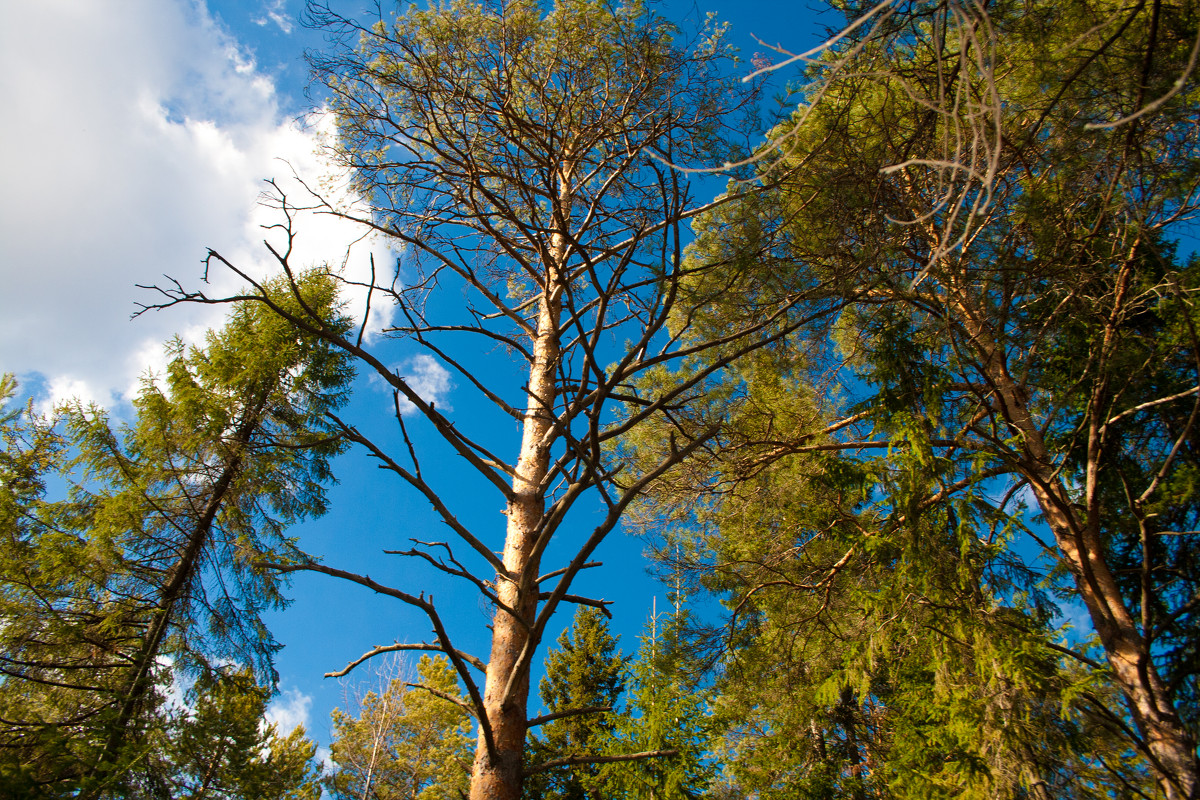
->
538;593;613;619
324;642;487;678
537;562;601;585
526;705;612;728
523;749;681;778
404;681;479;718
1104;385;1200;431
261;560;496;758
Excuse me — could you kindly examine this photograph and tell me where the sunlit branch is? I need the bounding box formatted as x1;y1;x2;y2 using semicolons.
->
523;749;681;778
324;642;487;678
403;681;479;719
262;559;496;759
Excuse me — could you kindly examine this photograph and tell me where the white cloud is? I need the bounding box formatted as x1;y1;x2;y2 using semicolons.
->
266;685;313;734
0;0;390;412
38;375;115;415
157;656;190;716
370;354;455;416
403;354;455;412
254;0;296;35
315;745;335;775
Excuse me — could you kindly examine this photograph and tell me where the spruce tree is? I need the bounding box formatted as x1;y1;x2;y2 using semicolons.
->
600;611;715;800
524;607;625;800
163;668;322;800
0;271;353;796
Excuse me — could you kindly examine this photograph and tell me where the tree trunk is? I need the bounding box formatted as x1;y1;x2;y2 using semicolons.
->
1023;451;1198;800
953;290;1199;800
469;167;572;800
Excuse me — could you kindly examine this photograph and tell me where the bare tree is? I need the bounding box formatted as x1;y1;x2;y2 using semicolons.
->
140;1;840;798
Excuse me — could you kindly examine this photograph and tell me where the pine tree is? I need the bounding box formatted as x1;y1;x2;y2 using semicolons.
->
148;1;788;798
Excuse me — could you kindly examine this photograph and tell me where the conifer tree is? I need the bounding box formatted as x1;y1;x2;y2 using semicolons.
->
523;607;625;800
162;668;322;800
599;612;715;800
625;0;1200;795
0;375;75;797
0;271;354;796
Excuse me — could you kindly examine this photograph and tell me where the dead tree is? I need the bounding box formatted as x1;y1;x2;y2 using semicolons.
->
142;1;841;798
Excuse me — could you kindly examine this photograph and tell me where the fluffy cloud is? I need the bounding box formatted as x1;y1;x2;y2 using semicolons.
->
369;354;456;416
400;354;455;414
0;0;390;411
265;685;314;734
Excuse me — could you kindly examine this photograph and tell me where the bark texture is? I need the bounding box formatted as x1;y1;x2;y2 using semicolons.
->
470;172;571;800
952;283;1199;800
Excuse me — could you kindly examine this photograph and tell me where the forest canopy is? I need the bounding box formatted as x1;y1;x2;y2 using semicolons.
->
1;0;1198;798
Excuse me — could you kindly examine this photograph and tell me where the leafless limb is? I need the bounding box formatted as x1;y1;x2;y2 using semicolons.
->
523;749;681;778
526;705;612;728
325;642;487;678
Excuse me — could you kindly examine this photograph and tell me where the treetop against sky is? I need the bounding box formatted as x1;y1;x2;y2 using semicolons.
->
0;0;821;763
4;0;1200;797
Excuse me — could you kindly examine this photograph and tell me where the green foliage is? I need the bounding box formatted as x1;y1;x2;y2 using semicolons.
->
326;655;474;800
633;375;1145;798
620;1;1200;793
524;607;716;800
0;271;354;794
524;607;626;800
162;668;322;800
598;617;716;800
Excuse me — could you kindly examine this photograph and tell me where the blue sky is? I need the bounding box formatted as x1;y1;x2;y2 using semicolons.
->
0;0;825;762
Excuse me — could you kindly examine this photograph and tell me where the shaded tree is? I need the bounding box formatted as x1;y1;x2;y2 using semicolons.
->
598;612;716;800
0;271;353;796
